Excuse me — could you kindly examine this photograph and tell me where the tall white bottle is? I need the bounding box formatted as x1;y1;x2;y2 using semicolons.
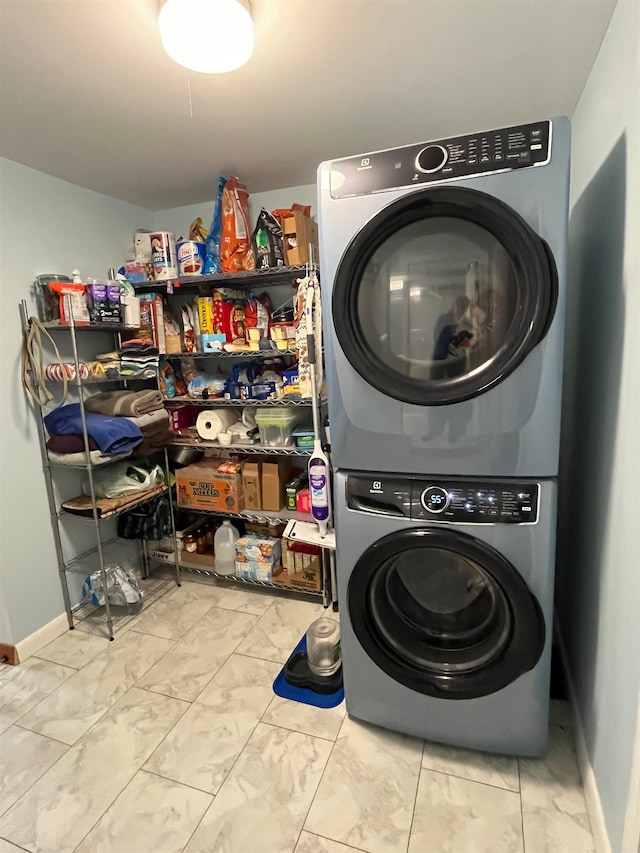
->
214;520;239;576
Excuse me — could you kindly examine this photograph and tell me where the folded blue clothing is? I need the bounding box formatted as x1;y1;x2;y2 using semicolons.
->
44;404;143;455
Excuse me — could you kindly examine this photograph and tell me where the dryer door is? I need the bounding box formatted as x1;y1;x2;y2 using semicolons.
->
347;527;545;699
332;186;557;405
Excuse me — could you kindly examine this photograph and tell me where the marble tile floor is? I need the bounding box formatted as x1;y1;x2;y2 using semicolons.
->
0;576;596;853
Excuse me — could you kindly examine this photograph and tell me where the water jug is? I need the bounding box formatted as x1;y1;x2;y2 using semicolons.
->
306;617;341;677
214;520;239;576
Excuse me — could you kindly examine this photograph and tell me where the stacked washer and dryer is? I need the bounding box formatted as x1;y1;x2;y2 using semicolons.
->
317;118;570;756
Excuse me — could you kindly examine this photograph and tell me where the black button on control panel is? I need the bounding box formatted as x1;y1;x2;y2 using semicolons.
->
330;120;551;198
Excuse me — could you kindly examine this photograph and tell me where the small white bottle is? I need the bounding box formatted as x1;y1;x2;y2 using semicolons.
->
214;520;239;576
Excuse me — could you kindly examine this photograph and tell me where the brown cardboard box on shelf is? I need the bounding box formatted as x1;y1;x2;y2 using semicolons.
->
261;459;294;512
180;550;215;571
242;462;262;512
273;539;322;592
176;461;243;513
281;212;319;266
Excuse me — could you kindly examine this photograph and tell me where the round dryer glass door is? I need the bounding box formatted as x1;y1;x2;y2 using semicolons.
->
348;528;545;699
333;187;557;405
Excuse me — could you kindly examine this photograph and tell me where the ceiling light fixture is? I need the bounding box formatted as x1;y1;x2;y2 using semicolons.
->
158;0;254;74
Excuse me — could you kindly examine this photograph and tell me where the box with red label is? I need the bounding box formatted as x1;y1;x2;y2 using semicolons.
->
296;488;312;515
165;404;197;433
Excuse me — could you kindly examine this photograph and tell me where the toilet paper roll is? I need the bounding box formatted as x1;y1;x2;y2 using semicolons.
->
196;409;239;441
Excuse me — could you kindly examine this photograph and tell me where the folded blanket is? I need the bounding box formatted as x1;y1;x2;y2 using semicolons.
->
48;449;132;466
44;404;142;455
137;430;174;456
141;420;172;440
84;390;164;418
127;409;170;430
47;434;99;453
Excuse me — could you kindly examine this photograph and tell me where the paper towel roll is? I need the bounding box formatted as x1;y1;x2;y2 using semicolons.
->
196;409;239;441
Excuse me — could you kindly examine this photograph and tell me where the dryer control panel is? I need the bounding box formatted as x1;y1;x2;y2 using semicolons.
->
330;120;551;199
346;475;539;524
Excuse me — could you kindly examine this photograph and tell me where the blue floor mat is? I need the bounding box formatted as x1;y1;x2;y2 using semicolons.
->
273;634;344;709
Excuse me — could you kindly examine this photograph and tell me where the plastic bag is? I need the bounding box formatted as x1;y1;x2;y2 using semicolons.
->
86;462;165;499
221;177;255;272
81;563;143;610
187;373;226;399
203;177;227;275
251;209;285;269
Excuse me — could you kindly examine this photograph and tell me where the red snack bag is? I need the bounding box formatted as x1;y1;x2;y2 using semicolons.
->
220;177;256;273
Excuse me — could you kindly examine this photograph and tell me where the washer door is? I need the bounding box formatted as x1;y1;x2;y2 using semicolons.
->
347;528;545;699
332;186;557;405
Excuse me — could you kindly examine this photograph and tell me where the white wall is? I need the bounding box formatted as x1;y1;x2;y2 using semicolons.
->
0;157;152;645
557;3;640;851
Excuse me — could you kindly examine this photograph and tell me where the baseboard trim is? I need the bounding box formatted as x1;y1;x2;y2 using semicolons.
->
15;613;69;662
0;643;20;665
554;616;612;853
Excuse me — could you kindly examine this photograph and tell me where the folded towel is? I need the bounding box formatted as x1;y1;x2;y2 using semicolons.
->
127;409;170;430
84;390;164;417
44;404;143;455
136;430;174;456
47;434;99;453
48;449;132;466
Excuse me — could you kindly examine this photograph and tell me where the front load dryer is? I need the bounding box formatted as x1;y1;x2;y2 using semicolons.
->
334;470;556;756
318;117;570;477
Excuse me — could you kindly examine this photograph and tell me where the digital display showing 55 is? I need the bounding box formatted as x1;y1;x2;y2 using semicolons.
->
421;486;449;513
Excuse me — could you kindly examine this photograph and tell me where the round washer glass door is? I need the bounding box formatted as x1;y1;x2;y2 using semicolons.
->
333;186;557;405
348;528;545;699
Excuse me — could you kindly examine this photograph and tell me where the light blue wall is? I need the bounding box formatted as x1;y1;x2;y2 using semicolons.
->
556;3;640;851
0;157;152;645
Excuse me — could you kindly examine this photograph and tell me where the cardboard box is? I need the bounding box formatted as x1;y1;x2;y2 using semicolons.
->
273;539;322;592
235;559;280;583
281;212;319;266
235;534;281;565
136;293;165;351
261;459;293;511
176;461;243;513
242;462;262;511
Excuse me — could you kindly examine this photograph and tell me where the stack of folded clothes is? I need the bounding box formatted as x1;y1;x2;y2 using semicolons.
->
119;340;159;379
84;390;173;456
44;403;143;465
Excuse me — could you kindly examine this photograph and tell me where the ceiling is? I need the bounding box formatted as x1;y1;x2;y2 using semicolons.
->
0;0;615;211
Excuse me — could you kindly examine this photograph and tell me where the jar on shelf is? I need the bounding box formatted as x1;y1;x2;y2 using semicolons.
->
183;534;197;553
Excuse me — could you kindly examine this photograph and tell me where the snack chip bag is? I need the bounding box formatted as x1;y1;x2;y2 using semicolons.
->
221;177;256;273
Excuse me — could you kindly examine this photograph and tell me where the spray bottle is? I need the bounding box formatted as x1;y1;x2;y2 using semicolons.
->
304;272;331;536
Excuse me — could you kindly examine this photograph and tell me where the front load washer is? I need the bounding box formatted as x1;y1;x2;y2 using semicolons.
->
318;117;571;477
334;470;556;756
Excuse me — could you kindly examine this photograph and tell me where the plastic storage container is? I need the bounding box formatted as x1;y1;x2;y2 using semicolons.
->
254;408;304;447
306;617;341;677
214;520;239;576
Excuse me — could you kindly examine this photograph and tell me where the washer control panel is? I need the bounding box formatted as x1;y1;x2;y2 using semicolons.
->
330;120;551;198
346;475;538;524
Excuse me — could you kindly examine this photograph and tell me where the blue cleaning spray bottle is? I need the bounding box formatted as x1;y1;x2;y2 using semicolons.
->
304;270;331;536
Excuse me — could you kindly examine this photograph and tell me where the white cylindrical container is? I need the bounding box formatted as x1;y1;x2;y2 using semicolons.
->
122;295;141;327
214;520;239;576
150;231;178;279
306;617;341;677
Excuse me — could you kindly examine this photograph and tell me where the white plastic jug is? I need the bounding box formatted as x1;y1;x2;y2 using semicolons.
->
214;520;239;576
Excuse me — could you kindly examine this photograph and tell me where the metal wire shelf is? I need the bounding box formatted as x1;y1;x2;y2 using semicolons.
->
138;264;309;292
169;437;311;456
163;396;314;407
162;350;297;359
175;505;312;524
172;562;323;598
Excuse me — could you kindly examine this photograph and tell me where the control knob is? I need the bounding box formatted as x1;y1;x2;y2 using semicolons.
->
415;145;448;174
421;485;450;514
